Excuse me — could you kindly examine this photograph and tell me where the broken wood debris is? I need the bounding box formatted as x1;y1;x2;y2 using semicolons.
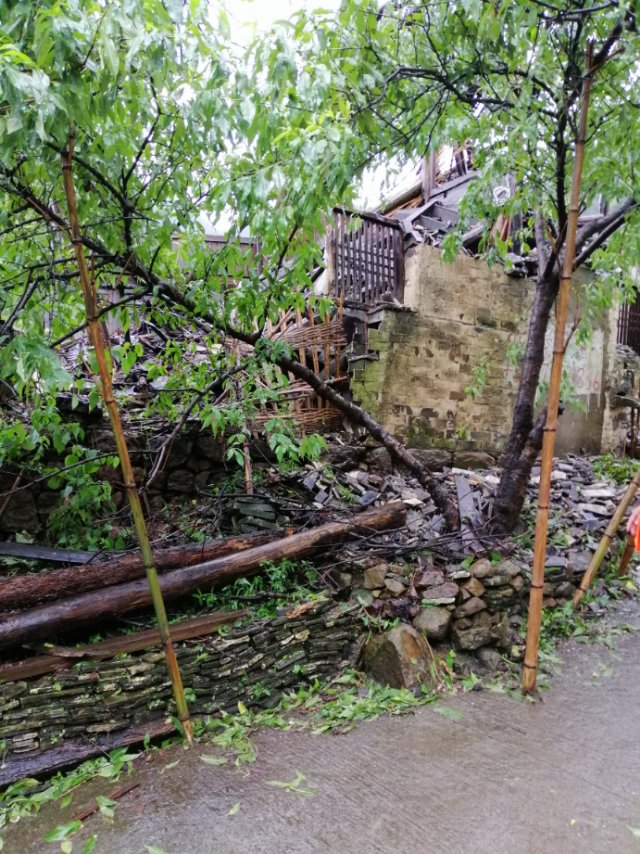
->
0;610;246;682
0;501;405;651
72;780;140;823
0;530;279;612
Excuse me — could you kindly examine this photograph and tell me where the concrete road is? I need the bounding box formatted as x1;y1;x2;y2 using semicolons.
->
6;599;640;854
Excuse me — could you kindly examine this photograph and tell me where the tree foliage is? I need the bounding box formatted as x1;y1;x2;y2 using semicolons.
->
0;0;638;541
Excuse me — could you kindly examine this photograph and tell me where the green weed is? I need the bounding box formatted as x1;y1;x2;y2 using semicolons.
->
592;453;637;486
192;558;319;619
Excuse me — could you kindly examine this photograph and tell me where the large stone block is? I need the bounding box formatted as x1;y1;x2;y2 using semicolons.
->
413;606;452;642
364;625;437;691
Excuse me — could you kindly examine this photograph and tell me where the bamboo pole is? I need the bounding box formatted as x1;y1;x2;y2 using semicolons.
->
60;133;193;742
572;466;640;605
522;51;594;694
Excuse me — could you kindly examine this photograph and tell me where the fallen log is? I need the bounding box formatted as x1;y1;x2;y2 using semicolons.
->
0;531;279;611
0;610;246;682
0;501;405;651
0;718;173;789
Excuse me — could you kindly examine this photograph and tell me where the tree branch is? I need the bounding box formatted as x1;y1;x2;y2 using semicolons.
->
573;196;637;266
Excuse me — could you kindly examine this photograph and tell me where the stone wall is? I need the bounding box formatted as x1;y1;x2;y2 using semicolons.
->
0;560;591;772
355;553;580;661
350;246;620;456
0;600;359;765
0;425;231;536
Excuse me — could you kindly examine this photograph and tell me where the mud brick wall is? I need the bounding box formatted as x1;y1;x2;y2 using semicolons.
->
350;246;619;456
0;600;359;763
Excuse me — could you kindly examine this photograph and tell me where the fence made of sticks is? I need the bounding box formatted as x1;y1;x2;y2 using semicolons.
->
228;304;347;435
327;208;405;306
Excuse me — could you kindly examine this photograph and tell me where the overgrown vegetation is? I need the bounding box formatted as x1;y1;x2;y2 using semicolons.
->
0;0;638;541
592;453;638;487
192;558;320;619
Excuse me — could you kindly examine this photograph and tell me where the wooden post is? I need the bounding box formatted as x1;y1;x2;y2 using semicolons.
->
325;217;336;298
618;533;635;577
573;465;640;605
522;50;594;693
60;134;193;741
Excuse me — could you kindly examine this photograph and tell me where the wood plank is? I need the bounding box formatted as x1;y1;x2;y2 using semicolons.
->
455;475;482;554
0;611;246;682
307;308;323;408
0;718;174;788
332;205;404;229
0;542;100;564
325;222;336;297
393;228;405;303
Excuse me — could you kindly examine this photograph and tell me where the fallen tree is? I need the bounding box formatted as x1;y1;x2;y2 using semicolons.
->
0;500;405;651
0;530;279;611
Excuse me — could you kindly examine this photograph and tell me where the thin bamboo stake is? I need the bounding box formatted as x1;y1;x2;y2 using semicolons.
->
572;466;640;605
60;133;193;742
522;50;593;694
0;474;22;524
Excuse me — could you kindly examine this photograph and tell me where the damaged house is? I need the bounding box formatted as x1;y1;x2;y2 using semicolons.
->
320;148;634;459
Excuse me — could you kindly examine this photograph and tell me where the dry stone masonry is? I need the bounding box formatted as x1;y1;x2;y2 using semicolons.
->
0;600;359;765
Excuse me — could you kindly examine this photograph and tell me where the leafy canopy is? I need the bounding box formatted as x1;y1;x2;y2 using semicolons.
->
0;0;638;541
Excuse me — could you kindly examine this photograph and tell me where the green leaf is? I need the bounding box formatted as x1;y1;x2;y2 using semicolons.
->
200;755;228;766
265;770;317;797
227;802;241;816
96;795;116;818
43;821;82;842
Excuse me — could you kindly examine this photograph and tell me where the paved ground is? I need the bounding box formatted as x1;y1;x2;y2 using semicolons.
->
6;598;640;854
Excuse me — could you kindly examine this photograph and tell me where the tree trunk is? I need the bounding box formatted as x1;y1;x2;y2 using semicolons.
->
0;501;405;651
0;532;278;611
491;270;559;533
